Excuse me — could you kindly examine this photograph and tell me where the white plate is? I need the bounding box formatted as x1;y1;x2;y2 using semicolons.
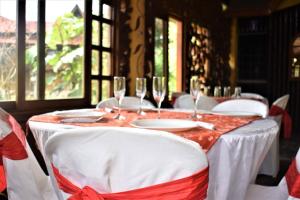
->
53;109;106;119
130;119;198;132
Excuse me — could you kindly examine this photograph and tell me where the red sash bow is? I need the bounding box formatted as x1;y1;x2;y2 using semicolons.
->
285;159;300;198
0;115;28;192
52;164;209;200
269;105;292;139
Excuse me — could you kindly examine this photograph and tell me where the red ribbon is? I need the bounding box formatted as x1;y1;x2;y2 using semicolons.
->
269;105;292;139
285;159;300;198
52;164;209;200
0;114;28;192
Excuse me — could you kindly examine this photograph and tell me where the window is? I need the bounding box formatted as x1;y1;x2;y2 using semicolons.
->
0;0;115;111
0;0;17;101
290;35;300;79
91;0;113;105
154;17;182;99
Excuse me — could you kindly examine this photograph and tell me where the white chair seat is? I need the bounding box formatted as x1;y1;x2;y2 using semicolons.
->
245;184;288;200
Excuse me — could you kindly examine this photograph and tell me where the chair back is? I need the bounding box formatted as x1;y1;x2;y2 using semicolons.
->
174;94;218;110
96;97;155;109
0;108;57;200
240;93;265;99
272;94;290;110
277;147;300;200
212;99;269;118
45;127;208;199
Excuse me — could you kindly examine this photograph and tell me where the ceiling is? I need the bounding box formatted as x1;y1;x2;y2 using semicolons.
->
225;0;300;16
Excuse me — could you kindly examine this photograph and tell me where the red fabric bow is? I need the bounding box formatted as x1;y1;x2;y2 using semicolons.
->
52;164;209;200
269;105;292;139
285;159;300;198
0;114;28;192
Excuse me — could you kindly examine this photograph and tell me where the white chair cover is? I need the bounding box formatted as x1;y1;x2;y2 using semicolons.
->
173;94;218;110
44;127;208;199
96;97;155;109
260;94;290;177
246;147;300;200
240;93;265;99
0;108;57;200
212;99;269;118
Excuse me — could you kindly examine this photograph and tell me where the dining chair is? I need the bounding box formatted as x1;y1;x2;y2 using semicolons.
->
260;94;290;177
240;93;265;100
96;96;155;109
212;99;269;118
246;147;300;200
0;108;57;200
45;127;209;200
173;94;218;111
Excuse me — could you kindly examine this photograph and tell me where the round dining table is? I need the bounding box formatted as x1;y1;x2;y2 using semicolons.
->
28;108;278;200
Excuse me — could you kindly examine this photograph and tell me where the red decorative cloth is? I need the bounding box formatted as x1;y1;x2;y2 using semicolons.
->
269;105;292;139
29;110;258;152
0;114;28;192
285;159;300;198
52;164;209;200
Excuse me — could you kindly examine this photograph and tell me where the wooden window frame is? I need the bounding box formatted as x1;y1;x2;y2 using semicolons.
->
0;0;117;115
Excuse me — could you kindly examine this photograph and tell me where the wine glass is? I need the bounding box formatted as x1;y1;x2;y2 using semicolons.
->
113;76;126;120
214;86;222;97
233;86;242;98
223;86;231;97
136;77;147;115
152;76;166;119
190;77;201;119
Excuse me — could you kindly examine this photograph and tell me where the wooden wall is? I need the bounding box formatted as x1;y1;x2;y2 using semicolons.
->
268;5;300;136
237;4;300;137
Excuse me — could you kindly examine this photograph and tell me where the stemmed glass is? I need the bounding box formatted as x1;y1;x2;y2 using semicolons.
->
113;76;126;120
136;77;147;115
152;76;166;119
190;77;201;119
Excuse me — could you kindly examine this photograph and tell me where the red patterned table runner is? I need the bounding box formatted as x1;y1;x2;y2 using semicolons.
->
29;110;259;152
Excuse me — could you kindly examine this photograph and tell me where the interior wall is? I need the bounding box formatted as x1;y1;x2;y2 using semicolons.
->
128;0;145;95
268;4;300;137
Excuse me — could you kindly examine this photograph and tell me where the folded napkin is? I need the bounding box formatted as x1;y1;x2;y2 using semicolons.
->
196;121;216;130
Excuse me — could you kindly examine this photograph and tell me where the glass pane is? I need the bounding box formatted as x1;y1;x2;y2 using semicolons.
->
92;50;99;75
25;0;38;100
154;18;163;76
45;0;84;99
102;52;111;76
102;4;111;19
168;17;182;98
92;0;100;16
92;20;100;46
91;80;99;105
102;23;111;48
101;80;110;100
0;0;17;101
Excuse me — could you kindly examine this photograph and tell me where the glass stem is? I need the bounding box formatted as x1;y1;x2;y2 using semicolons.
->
118;99;121;116
140;98;143;113
158;102;161;119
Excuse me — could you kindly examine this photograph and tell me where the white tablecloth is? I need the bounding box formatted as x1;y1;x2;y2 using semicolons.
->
29;112;278;200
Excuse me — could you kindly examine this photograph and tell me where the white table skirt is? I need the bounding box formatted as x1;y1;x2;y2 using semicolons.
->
29;114;278;200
